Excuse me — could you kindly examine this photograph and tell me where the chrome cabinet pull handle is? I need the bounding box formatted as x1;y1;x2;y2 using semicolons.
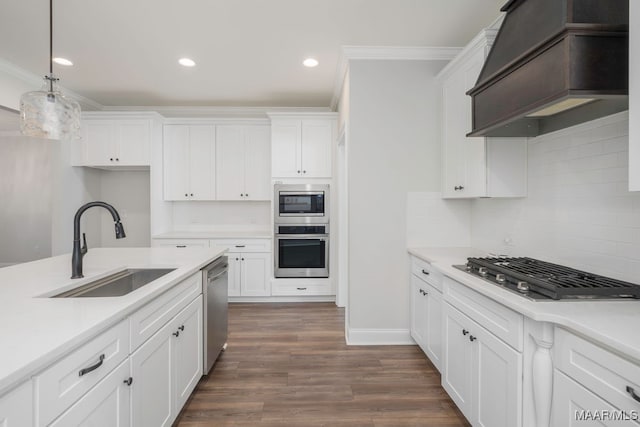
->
627;386;640;403
79;354;105;377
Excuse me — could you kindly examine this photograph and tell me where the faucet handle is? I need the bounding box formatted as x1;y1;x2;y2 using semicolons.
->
81;233;88;255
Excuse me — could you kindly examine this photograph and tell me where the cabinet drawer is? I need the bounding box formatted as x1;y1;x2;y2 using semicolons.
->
552;370;638;426
411;256;443;292
555;327;640;416
152;239;210;248
271;280;333;296
443;277;523;351
34;319;129;427
210;238;271;253
130;272;202;350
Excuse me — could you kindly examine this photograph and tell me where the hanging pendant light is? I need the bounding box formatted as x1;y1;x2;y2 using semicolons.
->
20;0;81;140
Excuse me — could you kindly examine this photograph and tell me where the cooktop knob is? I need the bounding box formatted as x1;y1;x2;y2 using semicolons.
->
516;281;530;292
496;274;506;283
478;267;488;277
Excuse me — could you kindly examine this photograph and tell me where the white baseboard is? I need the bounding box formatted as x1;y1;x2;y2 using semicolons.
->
346;328;416;345
228;296;336;303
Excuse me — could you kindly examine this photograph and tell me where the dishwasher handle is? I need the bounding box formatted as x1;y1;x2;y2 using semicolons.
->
207;266;228;282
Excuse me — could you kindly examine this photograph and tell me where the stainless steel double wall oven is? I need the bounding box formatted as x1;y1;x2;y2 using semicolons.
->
274;184;329;278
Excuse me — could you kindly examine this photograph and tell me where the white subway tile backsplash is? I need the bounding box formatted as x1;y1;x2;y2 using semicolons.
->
471;112;640;283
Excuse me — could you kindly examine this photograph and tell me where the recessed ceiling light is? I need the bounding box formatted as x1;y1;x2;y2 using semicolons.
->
179;58;196;67
52;57;73;66
303;58;319;68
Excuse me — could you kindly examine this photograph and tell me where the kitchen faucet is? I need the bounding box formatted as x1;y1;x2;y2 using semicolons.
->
71;201;126;279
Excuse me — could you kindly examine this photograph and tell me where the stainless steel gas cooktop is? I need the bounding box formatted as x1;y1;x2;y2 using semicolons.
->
454;257;640;301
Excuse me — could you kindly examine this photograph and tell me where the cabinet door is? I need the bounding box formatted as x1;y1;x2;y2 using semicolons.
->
410;276;427;351
188;125;216;200
49;360;131;427
244;126;271;200
241;252;271;296
83;120;117;166
0;381;32;427
424;285;443;371
117;120;150;166
473;319;522;427
227;255;242;297
271;120;302;177
163;125;190;201
442;303;474;420
173;296;203;412
216;126;245;201
301;119;332;177
131;322;174;427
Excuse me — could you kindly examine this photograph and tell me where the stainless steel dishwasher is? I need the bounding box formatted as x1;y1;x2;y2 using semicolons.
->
202;256;228;374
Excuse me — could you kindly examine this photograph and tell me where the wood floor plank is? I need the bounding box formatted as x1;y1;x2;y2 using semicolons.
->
174;302;470;427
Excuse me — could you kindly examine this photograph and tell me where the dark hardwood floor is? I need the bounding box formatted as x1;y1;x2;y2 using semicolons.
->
175;302;470;427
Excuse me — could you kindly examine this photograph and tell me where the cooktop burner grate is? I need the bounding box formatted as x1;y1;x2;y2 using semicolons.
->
465;257;640;300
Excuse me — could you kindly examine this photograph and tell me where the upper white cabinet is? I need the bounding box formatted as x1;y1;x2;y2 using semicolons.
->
269;113;337;178
438;29;527;199
216;125;271;201
163;125;216;201
74;112;158;169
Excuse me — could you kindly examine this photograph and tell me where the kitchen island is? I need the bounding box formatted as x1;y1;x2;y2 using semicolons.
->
0;246;225;425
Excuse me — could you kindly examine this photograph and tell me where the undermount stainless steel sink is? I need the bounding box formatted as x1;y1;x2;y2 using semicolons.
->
53;268;176;298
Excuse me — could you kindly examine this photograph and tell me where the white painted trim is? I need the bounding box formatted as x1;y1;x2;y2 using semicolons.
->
345;328;415;346
488;13;505;30
162;117;271;126
266;112;339;120
0;59;103;111
81;111;163;120
228;296;336;303
330;46;462;110
436;28;499;81
106;105;331;119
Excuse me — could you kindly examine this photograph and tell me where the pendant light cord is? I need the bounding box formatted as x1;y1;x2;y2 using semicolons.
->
49;0;54;91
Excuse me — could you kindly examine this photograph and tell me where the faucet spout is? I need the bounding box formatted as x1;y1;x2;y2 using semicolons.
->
71;201;126;279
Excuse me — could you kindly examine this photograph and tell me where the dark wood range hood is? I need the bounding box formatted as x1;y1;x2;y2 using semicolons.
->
467;0;629;137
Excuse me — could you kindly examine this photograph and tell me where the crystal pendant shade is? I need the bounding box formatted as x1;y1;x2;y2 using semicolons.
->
20;75;81;140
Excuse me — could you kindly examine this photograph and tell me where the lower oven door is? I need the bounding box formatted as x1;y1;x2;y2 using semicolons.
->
275;234;329;278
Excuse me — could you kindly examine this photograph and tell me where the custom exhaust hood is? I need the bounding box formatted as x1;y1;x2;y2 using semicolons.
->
467;0;629;137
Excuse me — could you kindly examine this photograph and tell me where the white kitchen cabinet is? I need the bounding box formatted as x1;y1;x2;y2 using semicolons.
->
216;125;270;201
163;124;216;201
438;28;527;199
78;114;153;168
269;114;337;178
49;360;131;427
443;302;522;427
131;295;203;427
0;381;32;427
631;1;639;192
211;238;271;297
152;238;210;248
410;274;443;371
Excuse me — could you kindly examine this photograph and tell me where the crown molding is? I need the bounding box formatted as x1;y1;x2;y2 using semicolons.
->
435;28;499;81
104;105;331;119
0;58;104;111
330;46;462;110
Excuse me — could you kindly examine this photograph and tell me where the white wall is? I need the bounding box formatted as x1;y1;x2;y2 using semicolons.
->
99;171;151;247
171;201;271;232
346;59;447;343
471;112;640;283
407;192;471;248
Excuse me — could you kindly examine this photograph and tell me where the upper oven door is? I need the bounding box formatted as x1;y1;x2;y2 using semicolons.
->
275;184;329;222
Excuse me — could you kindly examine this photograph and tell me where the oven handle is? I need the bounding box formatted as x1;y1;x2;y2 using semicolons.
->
276;234;329;239
279;191;325;196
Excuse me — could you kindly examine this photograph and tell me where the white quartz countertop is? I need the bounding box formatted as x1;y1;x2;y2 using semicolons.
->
0;246;225;395
408;247;640;363
153;230;272;239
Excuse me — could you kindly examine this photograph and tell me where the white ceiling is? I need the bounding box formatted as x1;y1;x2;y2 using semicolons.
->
0;0;504;108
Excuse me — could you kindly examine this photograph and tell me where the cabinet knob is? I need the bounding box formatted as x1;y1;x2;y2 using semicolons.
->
236;257;239;261
110;158;114;162
303;170;307;174
240;193;243;197
245;193;249;197
115;158;120;162
123;377;133;386
462;329;469;336
185;193;188;197
178;325;185;331
297;170;301;174
241;258;245;261
469;335;477;342
173;331;180;337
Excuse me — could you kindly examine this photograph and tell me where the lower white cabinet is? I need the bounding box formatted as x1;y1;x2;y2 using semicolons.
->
443;301;522;427
410;274;443;371
49;360;131;427
131;295;203;427
0;381;32;427
152;239;210;249
228;252;271;297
